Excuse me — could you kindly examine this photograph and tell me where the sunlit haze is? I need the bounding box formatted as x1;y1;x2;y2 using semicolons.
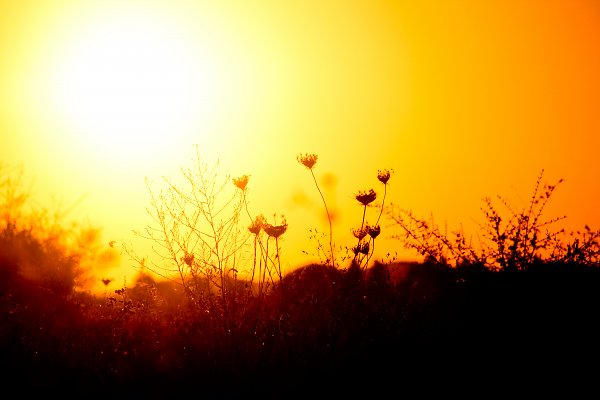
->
1;0;599;291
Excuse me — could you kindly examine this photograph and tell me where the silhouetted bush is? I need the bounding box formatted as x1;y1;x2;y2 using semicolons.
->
388;170;600;271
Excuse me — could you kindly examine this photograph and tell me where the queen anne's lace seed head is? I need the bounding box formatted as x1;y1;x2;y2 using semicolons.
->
355;189;377;206
248;214;266;235
232;175;249;191
264;217;288;238
352;227;368;240
353;241;370;255
377;169;392;185
265;223;287;238
297;153;318;170
367;224;381;239
359;241;370;255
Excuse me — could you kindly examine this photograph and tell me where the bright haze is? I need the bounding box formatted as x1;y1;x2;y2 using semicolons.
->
1;0;599;287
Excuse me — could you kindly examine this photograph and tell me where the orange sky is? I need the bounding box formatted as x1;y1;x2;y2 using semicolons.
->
1;0;599;287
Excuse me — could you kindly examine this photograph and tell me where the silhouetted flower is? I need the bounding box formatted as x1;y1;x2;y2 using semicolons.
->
353;241;370;255
359;241;370;255
367;224;381;239
377;169;392;184
352;227;368;240
265;219;288;238
248;214;266;235
233;175;249;191
355;189;377;206
297;153;318;170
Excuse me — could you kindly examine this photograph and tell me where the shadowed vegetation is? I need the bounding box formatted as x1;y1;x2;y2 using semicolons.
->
1;159;600;396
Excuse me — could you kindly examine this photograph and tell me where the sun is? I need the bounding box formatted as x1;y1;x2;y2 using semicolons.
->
48;8;220;168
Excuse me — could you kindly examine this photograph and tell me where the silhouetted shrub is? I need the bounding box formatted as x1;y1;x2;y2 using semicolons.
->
387;169;600;271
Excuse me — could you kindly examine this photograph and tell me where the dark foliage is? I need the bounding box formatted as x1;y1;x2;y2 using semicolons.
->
2;255;600;397
3;163;599;397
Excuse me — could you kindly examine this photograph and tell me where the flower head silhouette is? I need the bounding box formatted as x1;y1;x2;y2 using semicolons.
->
352;227;368;240
248;214;266;235
367;224;381;239
353;241;370;255
359;241;370;255
232;175;249;191
377;169;392;185
297;153;318;170
265;218;288;239
355;189;377;206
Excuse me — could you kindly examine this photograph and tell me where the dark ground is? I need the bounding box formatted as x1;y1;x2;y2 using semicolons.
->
2;261;599;398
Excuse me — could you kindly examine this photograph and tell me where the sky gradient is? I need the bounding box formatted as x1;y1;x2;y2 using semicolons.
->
1;0;599;286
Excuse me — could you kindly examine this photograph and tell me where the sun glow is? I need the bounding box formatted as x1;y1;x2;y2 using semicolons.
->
2;0;599;291
48;8;221;169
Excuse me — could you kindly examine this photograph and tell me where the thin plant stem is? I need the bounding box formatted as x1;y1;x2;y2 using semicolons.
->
275;237;283;289
364;183;387;268
353;204;368;268
311;169;334;268
360;204;367;230
376;184;387;226
365;238;376;268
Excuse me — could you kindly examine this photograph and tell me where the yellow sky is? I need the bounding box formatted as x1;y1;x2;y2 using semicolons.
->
1;0;599;285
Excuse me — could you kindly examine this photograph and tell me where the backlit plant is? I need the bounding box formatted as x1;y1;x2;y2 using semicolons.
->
297;153;335;268
386;169;600;271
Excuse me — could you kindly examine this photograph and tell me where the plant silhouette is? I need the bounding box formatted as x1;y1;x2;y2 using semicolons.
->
297;153;335;268
2;160;600;397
